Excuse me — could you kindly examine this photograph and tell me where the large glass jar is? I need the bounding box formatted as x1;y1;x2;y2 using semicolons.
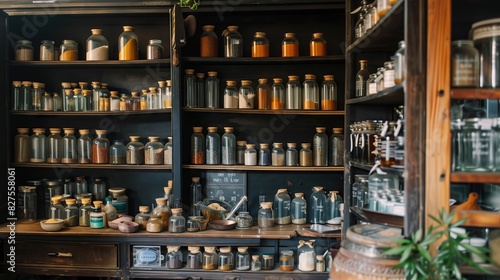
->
286;142;298;166
202;247;218;270
59;40;78;61
21;81;32;111
61;128;77;164
286;75;302;110
14;128;30;163
200;25;218;57
185;69;197;107
236;247;250;270
308;186;326;224
135;206;150;230
109;187;128;215
169;208;186;233
63;198;79;227
206;127;220;164
206;71;220;108
274;189;291;224
321;75;337;110
164;137;173;165
167;246;183;269
235;211;253;229
258;143;270;166
310;32;327;56
356;60;370;97
110;140;126;164
244;144;257;165
75;176;88;196
297;240;316;272
79;198;92;227
291;192;307;224
313;127;328;166
152;197;171;230
218;247;234;271
299;143;313;167
77;129;92;164
394;41;406;84
30;128;46;163
271;142;285;166
11;80;22;110
282;33;299;57
92;130;109;164
258;202;274;228
303;74;319;110
40;40;55;61
187;246;203;269
451;40;479;87
236;141;247;165
86;29;109;61
329;128;344;166
222;127;236;165
15;40;33;61
271;78;286;110
224;80;239;108
239;80;255;109
325;191;343;221
191;127;205;164
252;32;269;58
118;26;138;60
257;78;271;109
146;215;163;232
224;25;243;58
280;250;294;271
146;39;163;60
47;128;62;164
126;136;144;165
145;136;164;165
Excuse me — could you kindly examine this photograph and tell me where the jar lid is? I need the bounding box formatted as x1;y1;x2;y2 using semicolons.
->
359;59;368;63
254;31;266;37
22;81;32;86
95;129;107;134
193;126;203;132
131;91;140;96
123;25;135;31
207;126;218;132
273;78;283;83
155;197;168;205
63;128;75;133
315;127;326;132
324;75;334;80
237;247;248;253
158;80;166;86
147;136;160;141
129;135;141;141
287;142;297;148
208;71;217;77
288;75;299;81
260;201;273;209
258;78;268;84
241;80;252;85
17;39;32;45
81;198;91;204
65;198;76;205
192;177;200;183
294;192;304;198
149;87;157;92
142;89;149;94
262;254;273;259
149;39;162;44
91;28;102;34
32;128;46;134
19;186;37;193
44;179;60;186
64;89;73;95
224;126;233;132
164;186;173;194
12;81;22;86
301;142;311;148
246;144;255;148
226;80;237;86
188;246;200;253
252;255;260;260
316;255;324;260
227;25;239;30
62;39;77;44
237;140;247;146
281;250;293;256
312;32;323;37
203;25;215;30
333;128;343;134
195;73;205;78
74;88;82;94
305;74;316;80
204;246;216;253
185;69;195;74
259;143;269;148
166;80;172;86
313;186;324;192
32;82;41;88
139;205;149;212
284;32;295;37
276;189;288;195
472;18;500;41
17;127;29;133
167;246;180;252
49;128;61;133
219;247;231;253
41;40;54;45
273;142;283;148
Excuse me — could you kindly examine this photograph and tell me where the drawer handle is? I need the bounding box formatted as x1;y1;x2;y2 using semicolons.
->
48;252;73;258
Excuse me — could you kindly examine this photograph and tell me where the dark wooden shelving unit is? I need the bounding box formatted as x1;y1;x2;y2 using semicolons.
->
183;108;345;115
182;55;345;65
345;84;404;105
451;172;500;184
183;164;344;172
9;59;171;68
11;163;172;170
451;88;500;99
11;109;171;116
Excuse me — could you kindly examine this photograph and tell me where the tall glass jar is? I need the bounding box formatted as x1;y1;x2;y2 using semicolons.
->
59;40;78;61
32;82;42;111
451;40;479;87
303;74;320;110
152;197;171;230
90;178;106;201
14;128;30;163
140;89;148;110
299;143;313;166
62;128;77;164
30;128;46;163
92;130;109;164
146;39;163;60
73;88;86;111
11;81;22;110
224;80;239;108
86;29;109;61
236;247;250;270
184;69;197;107
245;144;257;165
108;91;119;112
18;186;37;222
206;127;220;164
236;141;247;165
258;202;274;228
191;127;205;164
166;246;183;268
134;206;150;230
190;177;203;216
310;33;327;56
224;25;243;58
329;128;344;166
257;78;271;109
282;33;299;57
169;208;186;233
165;80;173;108
40;40;55;61
42;92;53;111
325;191;343;221
286;75;302;110
147;87;159;110
297;240;316;272
63;198;79;227
47;128;62;164
118;26;138;60
164;137;173;165
286;143;298;166
126;136;144;165
291;193;307;224
145;136;164;165
79;197;92;226
274;189;291;224
130;91;140;111
77;129;92;164
218;247;234;271
206;71;220;108
271;78;286;109
200;25;218;57
195;73;205;108
63;89;75;112
202;247;218;270
321;75;337;110
110;140;126;164
313;127;328;166
394;40;406;84
271;143;285;166
356;60;370;97
258;143;270;166
21;81;32;111
308;186;326;224
252;32;270;58
238;80;255;109
222;127;236;165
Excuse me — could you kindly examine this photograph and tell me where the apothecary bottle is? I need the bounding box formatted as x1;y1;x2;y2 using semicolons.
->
271;78;286;109
303;74;319;110
367;73;378;95
235;211;253;229
146;214;163;232
297;240;316;272
126;136;144;165
166;246;183;269
62;128;77;164
325;191;342;221
271;143;285;166
258;202;274;228
16;40;33;61
274;189;291;224
18;185;37;222
118;26;138;60
32;82;42;111
224;25;243;57
50;196;64;219
200;25;218;57
321;75;337;110
169;208;186;233
73;89;86;111
145;136;164;165
356;60;370;97
63;198;79;227
47;128;62;164
130;91;141;111
21;81;33;111
92;130;109;164
42;93;54;111
329;128;344;166
236;247;250;270
191;127;205;164
299;143;312;166
222;127;236;165
140;89;148;110
109;140;126;164
257;78;271;109
40;40;55;61
195;73;205;108
236;141;247;165
394;41;406;84
310;33;327;56
286;143;298;166
77;129;92;164
86;29;109;61
30;128;46;163
206;71;220;108
119;93;130;111
463;118;492;171
251;255;261;271
206;127;220;164
218;247;234;271
239;80;255;109
313;127;328;166
146;39;163;60
187;246;203;269
63;89;75;112
316;255;326;272
75;176;88;196
107;91;119;111
79;198;92;226
203;247;218;270
11;81;22;110
383;60;395;89
252;32;269;58
134;206;150;230
258;143;270;166
308;186;326;224
377;0;391;18
224;80;239;108
147;87;159;110
244;144;257;165
280;250;294;271
190;177;203;216
164;80;173;108
59;40;78;61
14;128;30;163
152;197;171;230
291;193;307;224
282;33;299;57
286;75;302;110
451;40;479;87
91;178;106;201
163;137;173;165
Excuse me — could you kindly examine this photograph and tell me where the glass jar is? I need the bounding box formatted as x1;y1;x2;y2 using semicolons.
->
73;88;86;111
11;80;22;110
152;197;171;230
75;176;88;196
47;128;62;164
308;186;326;224
119;93;130;111
42;93;53;111
251;255;261;271
50;196;64;220
40;40;55;61
239;80;255;109
258;202;274;228
236;247;250;270
31;82;42;111
368;169;400;203
206;71;220;108
383;60;395;89
244;144;257;165
310;33;327;56
224;80;239;108
200;25;218;57
377;0;391;18
164;184;174;209
77;129;92;164
146;214;163;232
271;78;286;109
206;127;220;164
109;140;126;164
86;29;109;61
313;127;328;166
257;78;271;110
375;67;386;92
191;127;205;164
14;128;30;163
147;87;159;110
274;189;291;224
194;73;205;108
299;143;313;167
90;81;100;111
190;177;203;216
356;60;370;97
163;136;173;165
262;254;274;270
91;177;106;201
135;206;150;230
165;80;173;108
291;192;307;224
235;211;253;229
321;75;337;110
271;142;285;166
286;75;302;110
218;247;234;271
282;33;299;57
185;69;197;108
202;247;218;270
118;26;138;60
187;247;203;269
325;191;343;221
63;198;79;227
109;187;128;215
20;81;32;111
60;128;77;164
126;136;144;165
367;73;378;95
451;40;479;87
79;198;92;226
59;40;78;61
224;25;243;58
316;255;326;272
236;141;247;165
18;186;37;222
297;240;316;272
354;13;364;39
16;40;33;61
92;130;109;164
130;91;141;111
286;142;298;166
463;118;493;171
280;250;294;271
258;143;270;166
252;32;269;58
147;39;163;60
394;40;406;84
303;74;319;110
63;89;75;112
140;89;148;110
329;128;344;166
145;136;163;165
107;90;119;112
30;128;46;163
169;208;186;233
167;246;183;268
89;201;106;229
222;127;236;165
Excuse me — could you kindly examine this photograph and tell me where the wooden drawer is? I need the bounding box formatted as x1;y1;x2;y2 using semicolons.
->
16;240;118;268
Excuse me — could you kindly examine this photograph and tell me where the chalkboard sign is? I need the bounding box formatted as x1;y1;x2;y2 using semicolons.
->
206;171;247;211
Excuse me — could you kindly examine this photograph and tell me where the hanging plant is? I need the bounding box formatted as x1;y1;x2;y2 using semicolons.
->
178;0;200;10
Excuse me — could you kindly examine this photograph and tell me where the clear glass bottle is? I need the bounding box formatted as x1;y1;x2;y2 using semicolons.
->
119;93;130;111
90;81;100;111
164;137;173;165
239;80;255;109
206;127;220;165
42;92;53;111
187;247;203;269
236;141;247;165
126;136;144;165
297;240;316;272
31;82;42;111
14;128;30;163
140;89;148;111
169;208;186;233
291;193;307;224
40;40;55;61
252;32;270;58
92;130;109;164
47;128;62;164
218;247;234;271
86;29;109;61
274;189;291;224
394;40;406;84
191;127;205;164
271;78;286;110
329;128;344;166
61;128;77;164
325;191;343;221
18;186;37;222
222;127;236;165
110;140;126;164
118;26;138;60
235;211;253;229
156;81;166;109
49;196;64;220
134;206;150;230
316;255;326;272
258;143;270;166
375;67;386;92
206;71;220;108
77;129;92;164
146;39;163;60
245;144;257;165
147;87;159;110
313;127;328;166
251;255;261;271
383;60;395;89
310;32;327;56
262;255;274;270
236;247;250;270
200;25;218;57
146;214;163;232
20;81;32;111
367;73;378;95
166;246;183;268
308;186;326;224
30;128;46;163
224;25;243;58
303;74;320;110
451;40;479;87
202;247;218;270
191;177;203;216
79;197;92;227
59;39;78;61
11;81;22;110
321;75;337;110
145;136;164;165
195;73;205;108
109;91;120;111
258;202;274;228
377;0;392;18
165;80;173;108
102;196;117;222
282;33;299;57
63;89;75;112
463;118;493;171
286;142;298;166
152;197;171;230
286;75;302;110
91;178;106;202
224;80;239;108
354;13;364;39
100;81;110;110
356;60;370;97
130;91;141;111
53;92;62;111
185;69;197;107
271;142;285;166
257;78;271;110
280;250;294;271
299;143;313;166
73;88;86;111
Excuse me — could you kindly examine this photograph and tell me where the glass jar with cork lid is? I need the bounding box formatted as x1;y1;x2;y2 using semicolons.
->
200;25;218;57
282;33;299;57
86;29;109;61
14;128;30;163
92;130;109;164
118;26;138;60
303;74;320;110
310;33;327;56
145;136;164;165
218;247;234;271
152;197;171;230
236;247;250;270
135;205;150;230
321;75;337;110
274;189;291;224
126;136;144;165
252;32;270;58
258;202;275;228
271;143;285;166
169;208;186;233
187;246;203;269
299;143;313;167
191;127;205;164
59;40;78;61
202;247;217;270
167;246;183;268
16;40;33;61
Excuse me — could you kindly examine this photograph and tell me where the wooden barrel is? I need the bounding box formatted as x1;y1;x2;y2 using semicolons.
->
330;224;405;279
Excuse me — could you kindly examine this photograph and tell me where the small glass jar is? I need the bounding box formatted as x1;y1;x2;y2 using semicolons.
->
236;247;251;270
135;206;150;230
252;32;270;58
110;140;126;164
244;144;257;165
257;78;271;110
191;127;205;164
286;143;298;166
274;189;291;224
258;143;270;166
63;198;79;227
313;127;328;166
303;74;320;110
222;127;236;165
145;136;164;165
140;89;148;110
77;129;92;164
119;93;130;111
147;39;163;60
206;71;220;109
262;254;274;270
271;143;285;166
92;130;109;164
218;247;234;271
31;82;42;111
47;128;62;164
164;137;173;165
383;60;395;89
146;214;164;232
130;91;141;111
329;128;344;166
202;247;218;270
321;75;337;110
251;255;261;271
118;26;138;60
239;80;255;109
297;240;316;272
316;255;326;272
367;73;378;95
282;33;299;57
126;136;144;165
286;75;302;110
40;40;55;61
147;87;159;110
187;247;203;269
42;93;53;111
376;67;386;92
271;78;286;110
206;127;220;164
167;246;183;269
235;211;253;229
308;186;327;224
394;40;406;84
49;196;64;220
280;250;294;271
108;91;119;112
451;40;479;87
299;143;313;167
14;128;30;163
11;80;22;110
200;25;218;57
30;128;47;163
258;202;274;228
79;198;92;226
236;141;247;165
16;40;34;61
152;197;171;230
310;33;327;56
169;208;186;233
224;80;239;108
356;60;370;97
86;29;109;61
224;25;243;58
59;40;78;61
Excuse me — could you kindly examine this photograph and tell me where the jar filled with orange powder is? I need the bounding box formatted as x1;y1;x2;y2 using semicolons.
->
118;26;139;60
252;32;270;58
310;33;327;56
59;40;78;61
271;78;286;109
282;33;299;57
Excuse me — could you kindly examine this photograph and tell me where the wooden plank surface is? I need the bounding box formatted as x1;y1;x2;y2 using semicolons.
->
451;172;500;184
451;89;500;100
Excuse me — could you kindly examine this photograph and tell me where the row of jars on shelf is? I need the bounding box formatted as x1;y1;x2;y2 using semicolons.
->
14;127;173;165
201;25;329;58
185;70;338;110
15;26;164;61
190;126;344;167
353;0;398;40
11;80;172;112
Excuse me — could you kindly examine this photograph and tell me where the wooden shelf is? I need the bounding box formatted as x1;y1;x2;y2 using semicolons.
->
451;88;500;99
10;109;171;116
349;206;368;222
129;268;329;279
345;84;404;105
11;163;172;170
460;264;500;276
362;209;404;228
9;59;170;68
451;172;500;184
183;108;345;115
182;55;345;65
183;164;344;172
453;210;500;228
349;161;404;176
346;0;404;53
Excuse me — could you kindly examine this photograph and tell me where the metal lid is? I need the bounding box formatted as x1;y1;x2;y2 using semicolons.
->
472;18;500;41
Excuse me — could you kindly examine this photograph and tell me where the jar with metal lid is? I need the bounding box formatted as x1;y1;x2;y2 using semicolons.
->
126;136;144;165
297;240;316;271
19;186;37;222
451;40;479;87
394;41;406;84
63;198;79;227
272;142;285;166
86;29;109;61
286;143;298;166
109;187;128;215
224;25;243;58
146;214;163;232
30;128;46;163
222;127;236;165
313;127;328;166
236;141;247;165
92;130;109;164
40;40;54;61
258;143;270;166
187;247;203;269
383;60;395;88
329;128;344;166
257;78;271;110
274;189;291;224
235;211;253;229
321;75;337;110
202;246;218;270
310;33;327;56
200;25;218;57
303;74;320;110
20;81;32;111
326;191;343;221
224;80;239;108
16;40;33;61
11;81;22;110
218;247;234;271
110;140;126;164
47;128;62;164
206;71;220;108
472;18;500;88
245;144;257;165
135;206;150;230
258;202;274;228
356;60;370;97
280;250;294;271
79;198;92;226
167;246;183;268
308;186;326;224
286;75;302;110
50;196;64;219
236;247;250;270
262;254;274;270
206;127;220;164
152;197;171;230
299;143;313;167
191;127;205;164
251;255;261;271
59;40;78;61
291;192;307;224
252;32;269;58
77;129;92;164
271;78;285;109
14;128;30;163
239;80;255;109
147;39;163;60
282;33;299;57
145;136;163;165
169;208;186;233
118;26;138;60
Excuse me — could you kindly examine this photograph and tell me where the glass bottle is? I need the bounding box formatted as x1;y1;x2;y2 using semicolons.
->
325;191;343;221
196;73;205;108
235;211;253;229
451;40;479;87
92;130;109;164
257;78;271;110
119;93;130;111
62;178;76;197
191;127;205;164
63;89;75;112
146;214;163;232
169;208;186;233
271;142;285;166
130;91;141;111
308;186;326;224
72;88;85;111
329;128;344;166
20;81;32;111
18;186;37;222
310;33;327;56
90;81;100;111
11;81;22;110
77;129;92;164
79;197;92;227
86;28;109;61
134;206;150;230
42;92;53;111
383;60;395;89
152;197;171;230
280;250;294;271
206;127;220;165
146;39;163;60
285;142;299;166
140;89;148;110
30;128;46;163
163;136;173;165
187;246;203;269
239;80;255;109
303;74;319;110
282;33;299;57
321;75;337;110
126;136;144;165
354;12;364;39
299;143;313;167
145;136;164;165
236;247;250;271
108;91;119;111
108;187;128;215
185;69;197;107
286;75;302;110
100;82;110;110
31;82;42;111
375;67;386;92
367;73;378;95
165;80;173;108
271;78;286;110
167;246;183;269
291;193;307;224
118;26;138;60
224;25;243;58
258;143;270;166
59;39;78;61
224;80;239;108
191;177;203;216
206;71;220;108
463;118;492;171
91;178;106;202
251;255;261;271
313;127;328;166
53;92;62;111
316;255;326;272
379;121;398;166
394;41;406;84
75;176;88;196
258;202;274;228
40;40;55;61
47;128;62;164
356;60;370;97
200;25;218;57
156;81;166;109
14;128;30;163
109;140;126;164
146;87;159;110
49;196;64;220
245;144;257;165
218;247;234;271
236;141;247;165
262;255;274;270
89;201;106;229
61;128;77;164
222;127;236;165
202;247;218;270
297;240;316;272
252;32;269;58
377;0;391;18
102;196;117;222
274;189;291;224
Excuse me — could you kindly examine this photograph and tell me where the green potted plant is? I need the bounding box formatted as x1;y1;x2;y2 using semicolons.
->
385;210;491;280
178;0;200;9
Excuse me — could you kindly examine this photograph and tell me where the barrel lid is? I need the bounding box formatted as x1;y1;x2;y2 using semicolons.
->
346;224;403;248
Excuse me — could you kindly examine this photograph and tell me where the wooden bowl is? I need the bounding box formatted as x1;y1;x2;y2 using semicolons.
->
118;221;139;233
208;220;236;231
40;219;64;232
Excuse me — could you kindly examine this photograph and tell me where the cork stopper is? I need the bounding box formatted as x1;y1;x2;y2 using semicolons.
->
79;81;88;88
208;71;218;77
219;247;231;253
91;81;100;87
295;193;304;198
185;69;195;75
273;78;283;83
63;128;74;134
158;81;166;87
207;126;218;133
110;91;119;97
195;73;205;79
252;255;260;260
260;202;273;209
254;31;266;37
315;127;326;133
167;246;180;252
129;135;141;141
12;81;22;87
273;142;283;148
82;90;92;96
301;143;311;149
245;144;255;149
168;180;173;188
313;186;324;192
237;247;248;253
33;128;46;134
287;143;297;148
316;255;324;260
288;75;299;81
17;128;29;133
227;25;238;31
139;206;149;213
258;78;268;84
204;246;216;253
164;186;172;195
64;89;73;95
226;80;237;86
166;80;172;86
171;208;182;214
32;82;41;88
156;197;168;205
123;26;134;31
62;82;71;88
203;25;215;31
313;32;323;38
324;75;334;80
147;136;160;142
276;189;288;195
192;177;200;183
131;91;140;97
285;33;295;37
193;127;203;133
149;87;157;93
305;74;316;80
237;141;247;146
91;28;103;35
333;128;343;134
49;128;61;134
51;195;62;203
188;246;200;253
224;127;233;132
65;198;76;205
142;89;149;94
93;200;103;208
74;88;82;95
260;143;269;149
81;198;91;205
241;80;252;85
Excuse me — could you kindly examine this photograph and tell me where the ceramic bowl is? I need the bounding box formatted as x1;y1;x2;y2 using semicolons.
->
118;221;139;233
40;219;64;232
108;216;133;229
